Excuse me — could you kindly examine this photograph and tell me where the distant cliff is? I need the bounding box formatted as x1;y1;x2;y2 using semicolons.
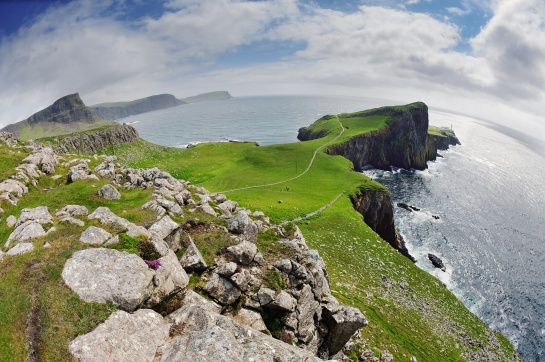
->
89;94;184;120
52;124;140;154
1;93;113;140
299;102;452;171
180;91;232;103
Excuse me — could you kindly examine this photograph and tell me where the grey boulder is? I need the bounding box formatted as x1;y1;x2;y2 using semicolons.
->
79;226;111;245
225;240;258;266
69;309;169;362
62;248;155;311
179;237;207;272
98;184;121;200
204;273;241;305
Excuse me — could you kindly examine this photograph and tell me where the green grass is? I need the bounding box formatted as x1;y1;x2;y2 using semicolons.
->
18;119;115;141
0;143;29;181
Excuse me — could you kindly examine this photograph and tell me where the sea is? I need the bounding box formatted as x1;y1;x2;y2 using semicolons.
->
120;95;545;361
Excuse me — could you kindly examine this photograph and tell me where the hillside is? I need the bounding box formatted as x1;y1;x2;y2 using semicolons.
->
1;93;114;141
180;91;233;103
89;94;185;120
0;103;521;361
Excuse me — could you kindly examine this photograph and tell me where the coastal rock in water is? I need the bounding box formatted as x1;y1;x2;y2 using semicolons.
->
69;309;169;362
98;184;121;200
428;253;446;271
62;248;155;311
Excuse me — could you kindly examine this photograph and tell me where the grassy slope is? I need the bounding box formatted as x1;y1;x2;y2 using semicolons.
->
18;119;115;141
101;109;519;360
0;155;158;361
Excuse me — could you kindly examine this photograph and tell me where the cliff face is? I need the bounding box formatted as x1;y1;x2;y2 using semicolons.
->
350;188;414;261
324;103;431;171
2;93;97;136
89;94;184;120
54;125;139;154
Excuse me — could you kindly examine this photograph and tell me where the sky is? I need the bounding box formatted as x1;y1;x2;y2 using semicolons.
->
1;0;545;144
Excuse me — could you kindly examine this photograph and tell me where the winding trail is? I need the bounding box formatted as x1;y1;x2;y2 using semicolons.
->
280;191;346;226
218;115;345;194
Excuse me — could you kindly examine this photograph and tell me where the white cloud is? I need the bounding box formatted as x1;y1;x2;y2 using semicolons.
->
0;0;544;142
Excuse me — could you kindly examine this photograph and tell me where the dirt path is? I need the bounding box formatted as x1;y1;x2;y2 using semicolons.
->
280;191;346;225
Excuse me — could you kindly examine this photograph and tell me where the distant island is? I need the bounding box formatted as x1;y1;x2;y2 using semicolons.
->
179;91;232;104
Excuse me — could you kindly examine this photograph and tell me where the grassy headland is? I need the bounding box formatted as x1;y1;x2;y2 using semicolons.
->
96;104;519;360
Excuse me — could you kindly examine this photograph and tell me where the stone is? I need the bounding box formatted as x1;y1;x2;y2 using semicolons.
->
428;253;446;271
215;262;238;277
160;304;322;362
94;162;116;180
295;284;320;343
7;242;34;256
5;221;46;248
225;240;258;266
204;273;241;305
181;289;222;314
229;269;251;292
15;206;53;228
0;179;28;198
321;304;368;356
79;226;111;245
227;212;258;243
214;193;227;203
88;206;144;236
16;163;42;179
62;248;155;311
0;251;4;262
275;259;293;274
67;162;98;183
69;309;169;362
55;205;89;218
148;215;179;241
197;203;218;216
23;147;59;174
98;184;121;200
6;215;16;228
269;291;297;312
179;237;208;272
60;216;85;227
104;235;120;246
257;288;276;306
145;250;189;308
230;308;268;332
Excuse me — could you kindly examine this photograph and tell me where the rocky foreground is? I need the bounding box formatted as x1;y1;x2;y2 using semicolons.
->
0;131;372;361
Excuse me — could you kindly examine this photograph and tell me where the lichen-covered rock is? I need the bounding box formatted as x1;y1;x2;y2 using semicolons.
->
160;304;322;362
6;215;16;228
55;204;89;218
5;221;46;248
181;290;222;314
179;237;207;272
69;309;169;362
227;212;258;243
15;206;53;228
6;242;34;256
144;250;189;308
67;162;98;183
98;184;121;200
321;304;368;356
215;262;238;278
79;226;111;245
88;206;147;238
229;308;268;332
22;146;59;174
204;273;241;305
0;179;28;198
62;248;154;311
225;240;258;266
148;215;179;241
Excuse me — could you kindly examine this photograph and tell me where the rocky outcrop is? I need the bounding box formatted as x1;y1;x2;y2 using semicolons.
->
350;188;414;261
1;93;96;136
54;124;139;154
89;94;184;120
